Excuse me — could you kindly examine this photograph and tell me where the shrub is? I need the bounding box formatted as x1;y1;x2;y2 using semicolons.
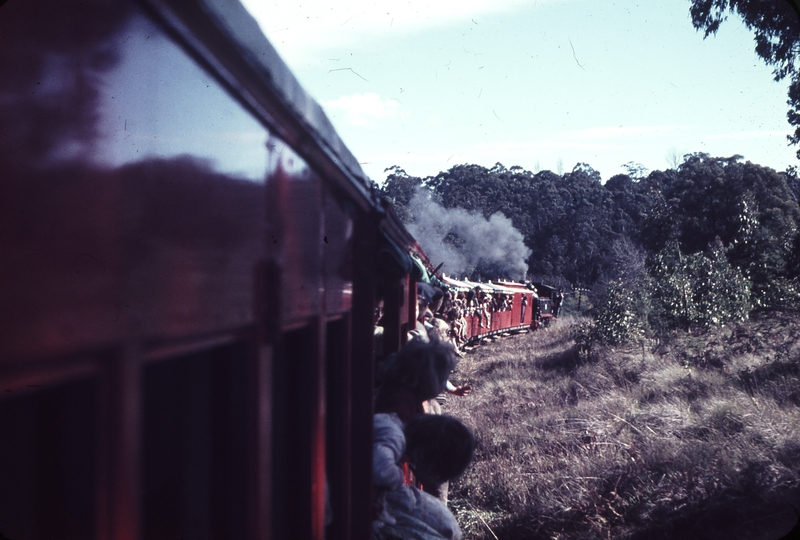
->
593;279;643;345
647;241;696;331
691;239;751;326
647;240;751;333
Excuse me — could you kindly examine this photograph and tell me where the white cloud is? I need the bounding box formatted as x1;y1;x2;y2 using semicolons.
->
322;92;401;126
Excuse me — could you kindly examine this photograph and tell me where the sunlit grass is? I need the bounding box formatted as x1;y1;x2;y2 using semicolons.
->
444;313;800;539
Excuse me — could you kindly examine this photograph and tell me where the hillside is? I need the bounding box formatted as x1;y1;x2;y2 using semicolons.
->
444;314;800;540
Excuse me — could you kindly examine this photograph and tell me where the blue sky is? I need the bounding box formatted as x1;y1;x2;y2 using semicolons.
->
241;0;796;183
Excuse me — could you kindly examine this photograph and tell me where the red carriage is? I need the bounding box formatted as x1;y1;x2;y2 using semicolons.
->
0;0;551;537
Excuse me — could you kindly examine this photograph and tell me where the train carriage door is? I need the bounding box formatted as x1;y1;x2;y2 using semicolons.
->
265;139;327;540
321;183;376;540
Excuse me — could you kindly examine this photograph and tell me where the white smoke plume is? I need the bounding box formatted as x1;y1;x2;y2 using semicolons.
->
407;188;531;280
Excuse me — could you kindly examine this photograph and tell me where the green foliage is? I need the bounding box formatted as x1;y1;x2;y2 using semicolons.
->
380;152;799;336
379;165;423;224
422;161;639;286
593;279;643;345
691;239;751;326
571;319;594;352
647;242;695;330
647;239;751;334
621;161;649;180
724;169;800;311
640;155;800;319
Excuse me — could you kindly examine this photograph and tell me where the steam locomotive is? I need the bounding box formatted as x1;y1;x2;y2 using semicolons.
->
0;0;553;538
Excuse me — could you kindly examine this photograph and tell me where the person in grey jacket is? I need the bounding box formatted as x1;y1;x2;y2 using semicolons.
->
372;413;475;540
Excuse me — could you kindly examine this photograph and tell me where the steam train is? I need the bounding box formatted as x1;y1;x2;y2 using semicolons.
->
0;0;553;538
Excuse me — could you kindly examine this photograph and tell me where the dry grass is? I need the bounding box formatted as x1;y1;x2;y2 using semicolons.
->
444;313;800;539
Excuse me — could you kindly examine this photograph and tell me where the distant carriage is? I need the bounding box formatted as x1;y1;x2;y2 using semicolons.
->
439;276;547;341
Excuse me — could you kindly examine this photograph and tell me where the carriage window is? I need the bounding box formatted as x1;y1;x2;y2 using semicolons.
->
0;378;98;540
0;0;269;183
95;15;269;182
1;0;271;350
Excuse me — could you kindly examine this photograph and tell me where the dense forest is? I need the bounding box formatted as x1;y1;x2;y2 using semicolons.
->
379;154;800;340
374;0;800;342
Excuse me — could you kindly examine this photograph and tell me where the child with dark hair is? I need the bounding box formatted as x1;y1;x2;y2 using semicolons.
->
373;413;475;540
375;339;456;423
404;415;476;499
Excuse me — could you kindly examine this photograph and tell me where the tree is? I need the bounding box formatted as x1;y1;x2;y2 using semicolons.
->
379;166;424;224
691;238;751;326
689;0;800;157
593;279;643;345
648;241;697;330
621;161;649;180
648;154;799;261
605;173;658;240
647;239;751;332
666;147;684;170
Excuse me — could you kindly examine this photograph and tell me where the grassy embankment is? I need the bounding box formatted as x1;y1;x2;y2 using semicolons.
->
445;314;800;540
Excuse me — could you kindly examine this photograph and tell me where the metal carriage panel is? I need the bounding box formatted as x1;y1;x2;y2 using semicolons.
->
1;0;389;537
0;0;271;362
